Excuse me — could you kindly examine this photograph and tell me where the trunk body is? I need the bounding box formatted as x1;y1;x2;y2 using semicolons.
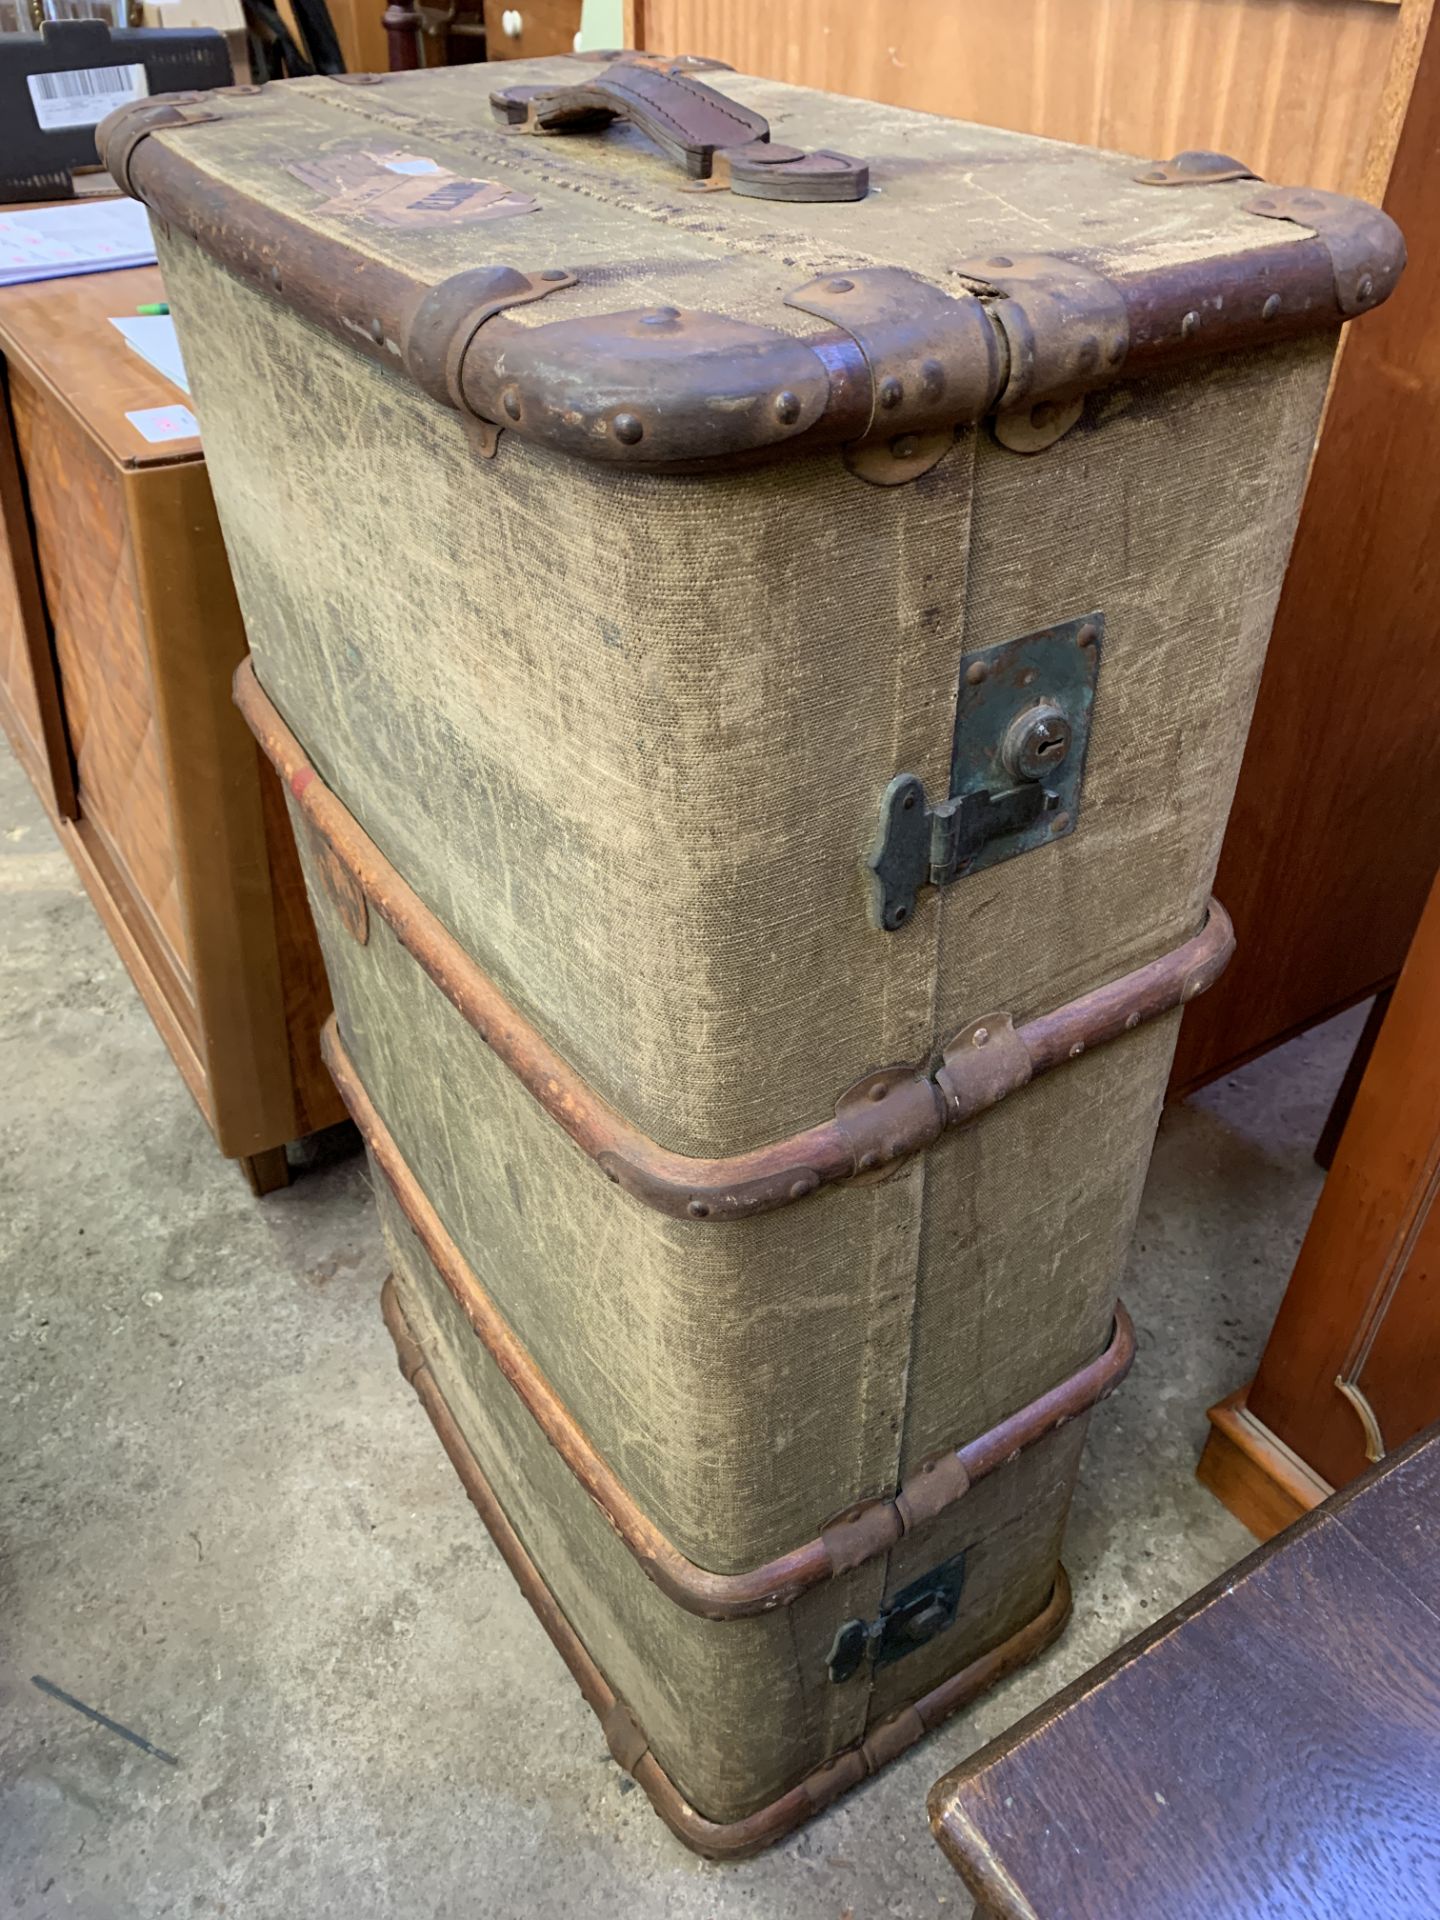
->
102;57;1400;1850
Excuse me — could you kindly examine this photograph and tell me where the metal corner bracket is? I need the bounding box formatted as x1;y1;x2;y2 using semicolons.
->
1243;186;1406;316
785;267;1004;484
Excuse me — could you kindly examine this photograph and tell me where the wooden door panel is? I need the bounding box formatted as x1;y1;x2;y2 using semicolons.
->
1247;867;1440;1488
0;374;76;817
1350;1165;1440;1462
10;363;191;979
483;0;580;59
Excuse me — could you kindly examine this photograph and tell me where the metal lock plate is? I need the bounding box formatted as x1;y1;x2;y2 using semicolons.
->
868;613;1102;931
827;1550;968;1683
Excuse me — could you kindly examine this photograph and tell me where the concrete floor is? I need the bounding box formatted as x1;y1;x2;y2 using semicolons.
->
0;731;1359;1919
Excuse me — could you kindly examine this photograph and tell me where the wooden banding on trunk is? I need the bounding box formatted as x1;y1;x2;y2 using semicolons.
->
98;83;1403;472
333;1017;1132;1618
236;655;1235;1222
381;1271;1075;1860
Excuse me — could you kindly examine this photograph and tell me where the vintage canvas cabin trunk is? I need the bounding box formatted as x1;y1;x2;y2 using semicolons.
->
100;60;1402;1854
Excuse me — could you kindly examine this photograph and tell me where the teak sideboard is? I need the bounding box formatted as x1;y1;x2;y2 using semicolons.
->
0;259;344;1193
1199;866;1440;1538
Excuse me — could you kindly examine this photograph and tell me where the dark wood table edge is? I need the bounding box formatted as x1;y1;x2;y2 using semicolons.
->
928;1420;1440;1914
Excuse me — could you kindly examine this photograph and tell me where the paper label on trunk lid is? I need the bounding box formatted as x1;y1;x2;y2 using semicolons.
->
286;152;537;229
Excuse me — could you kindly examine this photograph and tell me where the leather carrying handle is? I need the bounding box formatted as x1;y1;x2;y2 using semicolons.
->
491;61;869;203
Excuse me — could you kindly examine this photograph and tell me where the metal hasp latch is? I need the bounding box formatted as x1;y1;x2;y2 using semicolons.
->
868;612;1102;930
827;1551;968;1682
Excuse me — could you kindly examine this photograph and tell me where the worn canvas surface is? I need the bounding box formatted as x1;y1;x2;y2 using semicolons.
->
383;1186;1085;1822
148;57;1336;1815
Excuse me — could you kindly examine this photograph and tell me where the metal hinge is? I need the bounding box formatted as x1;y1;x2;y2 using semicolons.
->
827;1551;968;1682
868;612;1102;930
1134;150;1259;187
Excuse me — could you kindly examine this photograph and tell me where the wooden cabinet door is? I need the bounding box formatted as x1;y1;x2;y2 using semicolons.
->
0;375;76;820
1246;867;1440;1490
483;0;580;59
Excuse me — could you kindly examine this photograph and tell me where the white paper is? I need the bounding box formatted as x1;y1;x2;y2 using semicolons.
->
26;61;148;132
126;404;200;444
109;314;190;395
0;199;156;287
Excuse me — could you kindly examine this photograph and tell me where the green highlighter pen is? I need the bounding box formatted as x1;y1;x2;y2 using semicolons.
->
136;302;170;316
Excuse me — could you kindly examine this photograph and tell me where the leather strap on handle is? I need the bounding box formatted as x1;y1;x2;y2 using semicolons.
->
491;60;869;203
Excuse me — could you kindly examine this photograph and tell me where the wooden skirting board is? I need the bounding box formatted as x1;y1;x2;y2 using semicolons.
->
1197;1387;1334;1543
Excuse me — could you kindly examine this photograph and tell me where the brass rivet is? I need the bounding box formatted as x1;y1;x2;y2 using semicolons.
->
502;387;522;421
1252;196;1275;213
892;435;918;460
687;1199;710;1218
869;1083;888;1102
878;375;904;409
1181;310;1200;338
920;357;945;400
965;660;989;686
789;1177;818;1200
972;1027;990;1048
1261;293;1281;321
988;255;1013;269
1050;811;1071;834
641;306;680;325
774;389;802;424
368;317;384;344
541;268;569;283
269;265;282;289
1357;273;1375;302
827;276;854;294
858;1151;880;1171
1075;333;1099;371
1078;623;1099;649
612;413;644;444
1125;1011;1141;1030
1069;1041;1085;1058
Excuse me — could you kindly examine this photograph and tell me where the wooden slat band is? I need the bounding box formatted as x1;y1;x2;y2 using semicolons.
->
380;1272;1074;1860
337;1020;1133;1618
235;655;1235;1222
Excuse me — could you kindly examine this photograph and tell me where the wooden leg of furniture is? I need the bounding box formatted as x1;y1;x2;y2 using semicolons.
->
1196;1386;1333;1541
1314;987;1393;1170
382;1;422;68
240;1145;291;1196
